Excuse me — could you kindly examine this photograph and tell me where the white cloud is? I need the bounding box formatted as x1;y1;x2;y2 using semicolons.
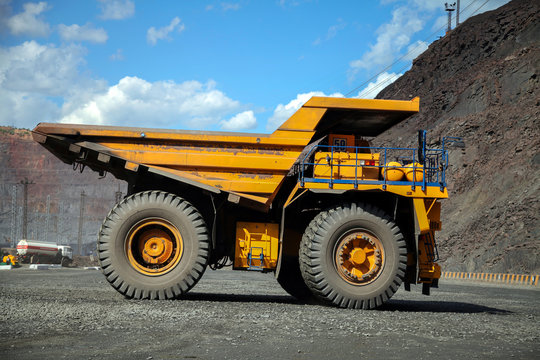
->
411;0;442;12
313;19;346;45
432;14;447;32
147;17;185;46
349;6;423;74
267;91;343;131
0;41;106;128
58;23;108;44
6;1;50;37
354;72;401;99
98;0;134;20
0;41;100;96
60;77;241;129
0;39;248;130
0;86;60;127
348;0;512;83
220;110;257;130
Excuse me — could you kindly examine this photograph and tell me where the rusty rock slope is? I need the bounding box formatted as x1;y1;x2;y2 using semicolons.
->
375;0;539;273
0;128;122;253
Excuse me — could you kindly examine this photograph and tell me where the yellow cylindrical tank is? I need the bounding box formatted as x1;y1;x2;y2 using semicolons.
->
405;162;423;182
382;162;404;181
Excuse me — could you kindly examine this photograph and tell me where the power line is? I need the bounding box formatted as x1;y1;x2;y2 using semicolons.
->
345;0;489;98
467;0;491;20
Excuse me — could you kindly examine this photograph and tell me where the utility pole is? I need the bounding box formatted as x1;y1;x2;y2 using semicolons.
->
59;201;64;245
20;178;34;240
45;194;50;243
445;2;456;34
17;207;22;242
456;0;460;27
10;185;17;247
77;190;86;255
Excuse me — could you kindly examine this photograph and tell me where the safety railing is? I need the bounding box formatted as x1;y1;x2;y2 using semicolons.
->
298;144;448;191
441;272;540;286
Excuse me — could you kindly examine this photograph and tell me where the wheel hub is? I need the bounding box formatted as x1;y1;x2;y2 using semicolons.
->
335;231;384;285
126;218;183;276
140;229;174;264
350;248;367;265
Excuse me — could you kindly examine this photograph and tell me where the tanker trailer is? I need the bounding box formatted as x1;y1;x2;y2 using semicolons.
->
17;240;63;264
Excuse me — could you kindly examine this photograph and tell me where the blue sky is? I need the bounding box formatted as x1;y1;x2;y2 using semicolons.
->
0;0;510;132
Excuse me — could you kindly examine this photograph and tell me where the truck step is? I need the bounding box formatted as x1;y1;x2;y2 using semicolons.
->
247;247;264;271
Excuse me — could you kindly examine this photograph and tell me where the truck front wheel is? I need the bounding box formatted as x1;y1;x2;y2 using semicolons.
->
299;203;406;309
98;191;209;299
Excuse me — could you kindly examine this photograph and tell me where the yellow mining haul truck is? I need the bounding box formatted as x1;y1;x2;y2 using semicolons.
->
33;96;450;309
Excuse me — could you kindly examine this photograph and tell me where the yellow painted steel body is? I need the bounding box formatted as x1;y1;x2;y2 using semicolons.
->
234;222;279;269
32;95;445;287
414;198;443;283
382;161;405;181
405;163;424;182
32;97;421;208
313;152;380;180
303;181;448;199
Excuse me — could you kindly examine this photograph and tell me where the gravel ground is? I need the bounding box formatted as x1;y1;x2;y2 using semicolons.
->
0;267;538;360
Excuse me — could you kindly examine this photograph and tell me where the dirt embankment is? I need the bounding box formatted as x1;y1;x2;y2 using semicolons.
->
375;0;540;273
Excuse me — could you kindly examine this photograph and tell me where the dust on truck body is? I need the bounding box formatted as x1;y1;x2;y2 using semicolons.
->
32;96;449;309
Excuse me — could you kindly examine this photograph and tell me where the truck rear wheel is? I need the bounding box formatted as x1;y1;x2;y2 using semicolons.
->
98;191;209;299
299;203;406;309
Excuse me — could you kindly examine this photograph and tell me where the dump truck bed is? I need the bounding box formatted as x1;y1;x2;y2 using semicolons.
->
32;97;420;207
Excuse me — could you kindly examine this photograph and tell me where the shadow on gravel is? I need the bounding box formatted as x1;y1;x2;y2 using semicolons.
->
179;293;512;314
182;292;301;305
380;300;512;314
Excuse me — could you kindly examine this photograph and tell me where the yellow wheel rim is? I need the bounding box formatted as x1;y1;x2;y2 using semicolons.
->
334;230;384;285
125;218;183;276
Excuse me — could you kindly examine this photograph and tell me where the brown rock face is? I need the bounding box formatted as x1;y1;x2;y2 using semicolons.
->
375;0;539;273
0;1;537;273
0;128;123;254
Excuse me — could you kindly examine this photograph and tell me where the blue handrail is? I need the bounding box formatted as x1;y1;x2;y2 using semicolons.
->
298;144;448;190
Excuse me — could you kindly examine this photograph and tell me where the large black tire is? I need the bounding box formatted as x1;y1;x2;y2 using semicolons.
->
98;191;209;300
276;255;315;302
299;203;406;309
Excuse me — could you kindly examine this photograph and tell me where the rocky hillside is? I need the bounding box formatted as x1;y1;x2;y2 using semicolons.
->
0;127;123;254
375;0;539;273
0;0;537;273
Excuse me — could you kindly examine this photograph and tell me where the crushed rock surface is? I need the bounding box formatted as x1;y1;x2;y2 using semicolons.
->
1;267;538;359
